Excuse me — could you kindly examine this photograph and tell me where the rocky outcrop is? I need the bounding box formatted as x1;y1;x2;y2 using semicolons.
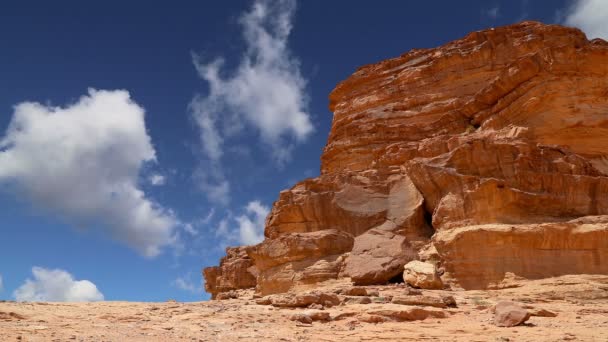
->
203;246;257;299
433;217;608;289
249;229;354;295
204;21;608;297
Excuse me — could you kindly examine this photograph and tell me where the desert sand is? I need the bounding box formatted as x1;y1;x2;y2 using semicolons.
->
2;274;608;341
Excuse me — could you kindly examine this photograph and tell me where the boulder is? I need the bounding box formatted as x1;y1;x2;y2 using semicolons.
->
493;301;530;327
403;261;443;289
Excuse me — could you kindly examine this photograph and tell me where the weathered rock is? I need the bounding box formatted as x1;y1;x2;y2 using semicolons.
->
203;246;258;299
205;21;608;298
289;310;330;324
367;305;448;322
403;261;444;289
325;22;608;174
493;301;530;327
249;230;353;295
265;291;341;308
259;172;432;292
433;218;608;289
406;134;608;230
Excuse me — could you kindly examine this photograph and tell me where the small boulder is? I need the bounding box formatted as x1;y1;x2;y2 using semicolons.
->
289;310;330;324
305;310;330;321
441;295;457;308
290;313;313;324
403;261;443;289
493;301;530;327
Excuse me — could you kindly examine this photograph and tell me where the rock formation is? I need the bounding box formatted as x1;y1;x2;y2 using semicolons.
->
204;21;608;297
203;246;257;299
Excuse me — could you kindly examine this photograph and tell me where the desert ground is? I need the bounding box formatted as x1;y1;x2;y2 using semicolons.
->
1;274;608;342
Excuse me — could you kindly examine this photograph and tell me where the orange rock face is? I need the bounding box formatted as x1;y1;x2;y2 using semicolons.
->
204;21;608;297
203;246;257;299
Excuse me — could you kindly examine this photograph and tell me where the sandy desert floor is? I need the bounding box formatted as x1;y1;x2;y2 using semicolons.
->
1;275;608;342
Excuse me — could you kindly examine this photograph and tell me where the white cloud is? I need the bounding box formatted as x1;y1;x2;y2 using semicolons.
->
0;89;178;257
172;273;203;294
14;267;104;302
0;274;3;292
216;200;269;246
563;0;608;39
148;173;166;186
236;201;269;245
190;0;313;203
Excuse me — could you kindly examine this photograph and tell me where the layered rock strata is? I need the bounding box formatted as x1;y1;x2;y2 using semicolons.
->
204;21;608;296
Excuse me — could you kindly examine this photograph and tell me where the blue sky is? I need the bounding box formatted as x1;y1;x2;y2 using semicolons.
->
0;0;605;302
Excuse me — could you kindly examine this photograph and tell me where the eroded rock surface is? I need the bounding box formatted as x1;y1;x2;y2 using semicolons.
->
204;21;608;295
203;246;257;299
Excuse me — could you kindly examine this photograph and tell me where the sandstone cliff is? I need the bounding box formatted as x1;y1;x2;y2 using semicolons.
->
204;21;608;298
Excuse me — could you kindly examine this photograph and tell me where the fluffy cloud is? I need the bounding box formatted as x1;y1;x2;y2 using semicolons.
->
14;267;104;302
236;201;269;245
563;0;608;39
0;89;178;257
216;200;269;246
190;0;313;203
